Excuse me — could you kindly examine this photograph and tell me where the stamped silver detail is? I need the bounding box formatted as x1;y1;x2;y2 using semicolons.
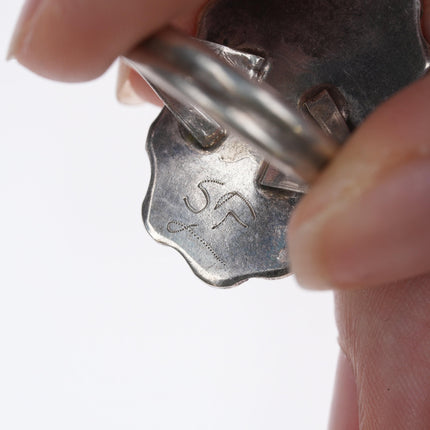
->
148;42;268;149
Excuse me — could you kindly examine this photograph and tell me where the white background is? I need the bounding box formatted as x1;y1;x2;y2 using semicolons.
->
1;2;338;429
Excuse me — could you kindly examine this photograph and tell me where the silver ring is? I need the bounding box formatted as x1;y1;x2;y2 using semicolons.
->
123;27;340;183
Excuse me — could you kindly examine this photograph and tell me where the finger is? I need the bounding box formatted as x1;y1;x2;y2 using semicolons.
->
116;12;197;105
328;351;359;430
116;62;145;105
8;0;206;82
117;59;164;105
335;275;430;429
288;70;430;290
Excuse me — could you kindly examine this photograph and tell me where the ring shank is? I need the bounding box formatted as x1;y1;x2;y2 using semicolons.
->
123;27;340;184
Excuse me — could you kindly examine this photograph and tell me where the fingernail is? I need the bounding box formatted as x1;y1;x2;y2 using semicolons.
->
7;0;44;60
116;62;143;105
290;159;430;289
328;351;359;430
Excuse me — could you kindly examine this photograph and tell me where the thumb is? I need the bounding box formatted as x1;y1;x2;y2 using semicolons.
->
332;275;430;429
288;72;430;290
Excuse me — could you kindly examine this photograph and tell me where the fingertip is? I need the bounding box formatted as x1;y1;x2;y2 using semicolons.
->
8;0;205;82
288;207;334;291
128;68;163;106
116;62;145;105
289;75;430;291
10;0;114;82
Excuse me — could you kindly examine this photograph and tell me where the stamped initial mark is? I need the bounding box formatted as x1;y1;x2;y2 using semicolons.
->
166;179;257;266
183;179;225;214
212;191;256;229
184;179;257;230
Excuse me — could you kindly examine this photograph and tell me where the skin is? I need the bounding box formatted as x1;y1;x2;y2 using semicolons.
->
8;0;430;428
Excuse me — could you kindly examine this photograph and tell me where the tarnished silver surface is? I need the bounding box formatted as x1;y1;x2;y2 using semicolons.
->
147;41;268;149
125;28;338;184
128;0;429;287
144;116;300;286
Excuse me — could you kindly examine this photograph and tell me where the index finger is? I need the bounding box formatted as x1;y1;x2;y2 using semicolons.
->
8;0;206;82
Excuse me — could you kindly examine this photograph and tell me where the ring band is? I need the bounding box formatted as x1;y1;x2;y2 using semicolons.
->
123;27;340;184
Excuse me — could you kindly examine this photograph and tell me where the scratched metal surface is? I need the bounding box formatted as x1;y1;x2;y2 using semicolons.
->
143;0;429;287
143;115;300;286
199;0;429;127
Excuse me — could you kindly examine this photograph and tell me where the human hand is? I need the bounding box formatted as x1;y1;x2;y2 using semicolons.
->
288;6;430;428
8;0;430;428
7;0;205;104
